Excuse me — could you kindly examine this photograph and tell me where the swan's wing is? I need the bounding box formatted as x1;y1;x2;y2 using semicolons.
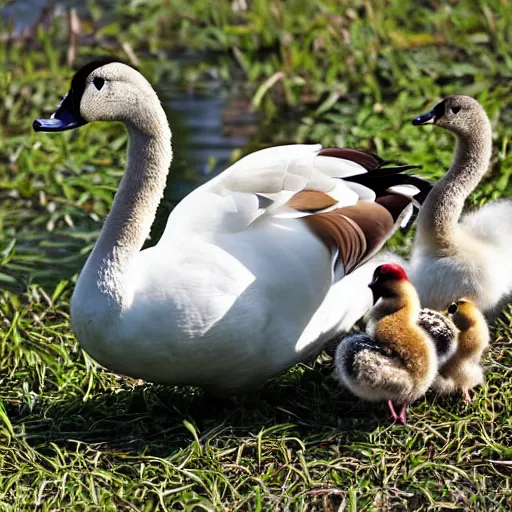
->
299;194;413;278
214;143;430;210
198;144;431;275
212;144;430;272
218;144;363;212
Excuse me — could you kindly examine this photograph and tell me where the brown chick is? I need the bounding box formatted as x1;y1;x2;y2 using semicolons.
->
336;263;437;424
433;298;490;402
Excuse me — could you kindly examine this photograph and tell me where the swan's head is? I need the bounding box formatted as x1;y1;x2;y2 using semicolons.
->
368;263;409;304
412;95;489;137
33;58;168;136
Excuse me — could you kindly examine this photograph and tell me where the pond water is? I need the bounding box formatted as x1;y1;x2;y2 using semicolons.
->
2;0;115;32
161;85;259;201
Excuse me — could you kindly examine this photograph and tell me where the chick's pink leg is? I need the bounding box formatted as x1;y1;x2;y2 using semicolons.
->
463;390;472;403
398;403;408;425
387;400;398;422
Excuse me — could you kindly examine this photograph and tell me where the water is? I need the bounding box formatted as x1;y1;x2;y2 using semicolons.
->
161;85;259;201
1;0;101;33
2;0;50;32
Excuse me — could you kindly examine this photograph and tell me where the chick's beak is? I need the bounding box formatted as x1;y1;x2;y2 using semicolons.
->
368;280;379;305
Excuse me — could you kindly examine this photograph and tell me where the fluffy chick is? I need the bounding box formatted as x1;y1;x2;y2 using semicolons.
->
433;298;490;402
335;263;438;424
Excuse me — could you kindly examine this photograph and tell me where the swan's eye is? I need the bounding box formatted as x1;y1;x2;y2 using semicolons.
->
93;77;105;91
450;106;461;115
447;303;458;314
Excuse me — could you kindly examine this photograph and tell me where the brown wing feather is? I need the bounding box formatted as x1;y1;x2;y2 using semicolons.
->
335;201;395;265
304;200;402;275
305;212;367;274
375;194;412;222
286;190;338;212
283;148;417;276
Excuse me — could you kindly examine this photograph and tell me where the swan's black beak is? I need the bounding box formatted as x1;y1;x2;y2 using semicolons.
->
33;93;87;132
412;100;446;126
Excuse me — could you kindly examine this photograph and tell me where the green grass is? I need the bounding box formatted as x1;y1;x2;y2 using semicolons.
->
1;1;512;510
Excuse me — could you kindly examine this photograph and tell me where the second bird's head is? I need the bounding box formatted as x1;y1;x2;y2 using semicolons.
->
412;94;489;138
446;298;482;330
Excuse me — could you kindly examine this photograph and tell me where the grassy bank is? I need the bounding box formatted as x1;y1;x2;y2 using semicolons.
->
1;1;512;510
115;0;512;109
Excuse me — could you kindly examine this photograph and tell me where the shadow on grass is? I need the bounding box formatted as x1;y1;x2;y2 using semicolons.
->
10;356;390;457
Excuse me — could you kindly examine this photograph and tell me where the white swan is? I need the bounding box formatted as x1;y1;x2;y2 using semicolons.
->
410;95;512;315
33;59;431;393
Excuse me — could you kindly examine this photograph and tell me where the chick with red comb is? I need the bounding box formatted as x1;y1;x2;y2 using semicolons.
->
336;263;458;425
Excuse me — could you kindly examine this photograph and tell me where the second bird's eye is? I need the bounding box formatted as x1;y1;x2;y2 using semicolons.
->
93;77;105;90
450;106;461;115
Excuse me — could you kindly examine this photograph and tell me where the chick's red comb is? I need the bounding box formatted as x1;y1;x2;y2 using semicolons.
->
376;263;409;281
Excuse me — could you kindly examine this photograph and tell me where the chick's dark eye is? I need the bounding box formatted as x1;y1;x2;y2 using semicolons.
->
93;77;105;90
450;106;461;115
448;303;458;314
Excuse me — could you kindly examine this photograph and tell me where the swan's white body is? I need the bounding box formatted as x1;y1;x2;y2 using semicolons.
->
410;95;512;314
35;61;428;393
72;144;410;392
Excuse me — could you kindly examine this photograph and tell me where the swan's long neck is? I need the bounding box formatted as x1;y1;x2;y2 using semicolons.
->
82;114;172;309
417;124;492;249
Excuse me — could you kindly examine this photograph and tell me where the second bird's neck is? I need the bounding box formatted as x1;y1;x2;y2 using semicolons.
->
417;127;492;249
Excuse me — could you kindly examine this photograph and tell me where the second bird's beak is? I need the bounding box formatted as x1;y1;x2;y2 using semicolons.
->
412;99;446;126
412;109;437;126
